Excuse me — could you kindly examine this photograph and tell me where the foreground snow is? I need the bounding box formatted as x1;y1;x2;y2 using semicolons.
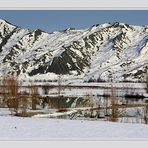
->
0;116;148;139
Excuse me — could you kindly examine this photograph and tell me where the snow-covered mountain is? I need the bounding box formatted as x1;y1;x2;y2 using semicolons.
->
0;19;148;82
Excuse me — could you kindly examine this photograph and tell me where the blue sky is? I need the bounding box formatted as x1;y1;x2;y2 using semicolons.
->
0;10;148;33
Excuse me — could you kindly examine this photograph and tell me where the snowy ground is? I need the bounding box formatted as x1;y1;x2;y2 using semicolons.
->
0;116;148;140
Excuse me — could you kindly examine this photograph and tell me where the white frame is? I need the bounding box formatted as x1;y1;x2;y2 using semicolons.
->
0;0;147;9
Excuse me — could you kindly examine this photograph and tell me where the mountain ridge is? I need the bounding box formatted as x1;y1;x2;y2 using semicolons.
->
0;19;147;82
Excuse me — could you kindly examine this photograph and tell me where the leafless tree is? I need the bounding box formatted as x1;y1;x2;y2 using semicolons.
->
103;88;110;117
0;76;8;107
0;75;21;115
57;74;62;96
145;68;148;93
109;85;120;122
19;95;29;117
143;103;148;124
30;83;39;110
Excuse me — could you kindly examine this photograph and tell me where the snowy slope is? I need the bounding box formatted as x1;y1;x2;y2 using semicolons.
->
0;116;148;139
0;19;148;82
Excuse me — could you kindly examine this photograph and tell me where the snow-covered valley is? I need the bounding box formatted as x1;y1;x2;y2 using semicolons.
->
0;19;148;140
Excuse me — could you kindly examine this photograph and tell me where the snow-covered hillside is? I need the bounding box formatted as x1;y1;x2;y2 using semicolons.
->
0;19;148;82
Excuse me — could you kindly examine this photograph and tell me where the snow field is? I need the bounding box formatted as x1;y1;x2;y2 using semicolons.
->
0;116;148;139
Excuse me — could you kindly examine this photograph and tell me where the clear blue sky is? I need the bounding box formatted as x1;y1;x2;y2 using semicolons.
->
0;10;148;33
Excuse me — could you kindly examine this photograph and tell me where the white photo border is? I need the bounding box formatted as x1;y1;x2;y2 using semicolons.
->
0;0;147;9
